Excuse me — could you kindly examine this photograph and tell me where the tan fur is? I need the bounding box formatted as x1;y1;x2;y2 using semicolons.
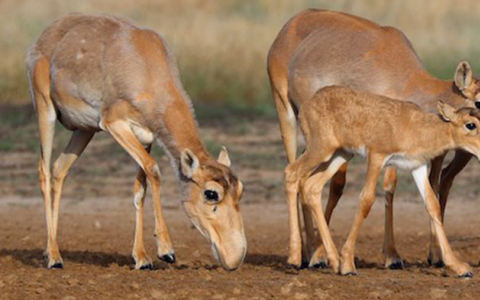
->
285;86;480;276
267;9;480;268
27;13;246;270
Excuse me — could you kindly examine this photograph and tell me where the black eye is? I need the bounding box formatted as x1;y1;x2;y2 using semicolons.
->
466;123;477;130
475;102;480;109
204;190;219;202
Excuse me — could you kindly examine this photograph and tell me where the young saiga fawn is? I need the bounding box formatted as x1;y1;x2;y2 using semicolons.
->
27;14;246;270
285;86;480;277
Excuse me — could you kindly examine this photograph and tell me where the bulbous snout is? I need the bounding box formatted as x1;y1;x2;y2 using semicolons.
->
211;232;247;271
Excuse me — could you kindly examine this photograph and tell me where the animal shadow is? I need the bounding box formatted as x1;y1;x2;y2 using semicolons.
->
0;248;132;268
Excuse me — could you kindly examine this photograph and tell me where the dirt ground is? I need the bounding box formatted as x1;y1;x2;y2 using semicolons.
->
1;109;480;299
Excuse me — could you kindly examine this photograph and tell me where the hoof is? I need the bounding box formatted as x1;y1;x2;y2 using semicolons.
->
300;259;310;269
427;257;445;268
458;271;473;278
310;260;328;269
139;263;154;270
343;271;357;276
388;260;404;270
48;262;63;269
434;260;445;268
159;253;176;264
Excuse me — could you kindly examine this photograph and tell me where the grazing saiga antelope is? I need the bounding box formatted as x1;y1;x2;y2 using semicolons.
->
267;9;480;268
285;86;480;277
27;14;246;270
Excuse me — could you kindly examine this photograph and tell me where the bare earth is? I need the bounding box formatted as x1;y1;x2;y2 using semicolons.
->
1;110;480;299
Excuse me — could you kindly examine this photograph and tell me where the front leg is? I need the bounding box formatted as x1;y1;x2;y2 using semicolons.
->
340;154;384;275
104;110;175;265
309;162;348;268
132;145;154;269
412;165;472;277
426;153;446;267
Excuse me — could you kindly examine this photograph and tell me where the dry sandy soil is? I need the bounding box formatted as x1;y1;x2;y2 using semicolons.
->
1;108;480;299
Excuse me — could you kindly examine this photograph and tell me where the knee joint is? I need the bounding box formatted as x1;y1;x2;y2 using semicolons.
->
146;163;161;183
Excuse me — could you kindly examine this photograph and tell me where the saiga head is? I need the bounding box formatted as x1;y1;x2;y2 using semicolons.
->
454;61;480;108
180;147;246;270
438;101;480;158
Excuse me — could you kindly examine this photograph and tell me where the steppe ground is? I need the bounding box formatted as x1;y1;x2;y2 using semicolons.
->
1;107;480;299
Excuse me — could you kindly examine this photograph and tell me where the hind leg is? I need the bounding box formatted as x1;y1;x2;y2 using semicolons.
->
382;167;403;269
284;148;333;267
302;153;351;273
50;130;94;268
309;162;348;268
29;57;62;268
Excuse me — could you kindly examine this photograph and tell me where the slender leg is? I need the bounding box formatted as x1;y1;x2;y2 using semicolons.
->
301;201;315;264
284;149;331;267
382;166;403;269
438;150;472;218
309;162;348;267
302;153;351;273
340;154;384;275
412;165;472;277
427;153;447;266
132;145;155;269
273;87;314;266
105;117;175;263
30;57;60;268
50;130;94;267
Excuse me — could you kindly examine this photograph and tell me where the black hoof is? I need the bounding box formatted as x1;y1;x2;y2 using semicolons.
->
434;260;445;268
159;253;176;264
139;263;153;270
310;261;328;269
388;261;404;270
300;260;310;269
459;272;473;278
427;257;445;268
49;262;63;269
343;272;357;276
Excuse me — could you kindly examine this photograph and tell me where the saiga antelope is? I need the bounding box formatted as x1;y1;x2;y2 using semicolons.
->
27;14;246;270
286;86;480;277
267;9;480;269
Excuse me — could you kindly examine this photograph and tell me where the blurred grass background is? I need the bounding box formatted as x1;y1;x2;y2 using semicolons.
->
1;0;480;112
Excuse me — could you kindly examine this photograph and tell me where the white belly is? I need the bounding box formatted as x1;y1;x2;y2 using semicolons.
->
56;101;101;131
384;154;424;171
345;146;367;158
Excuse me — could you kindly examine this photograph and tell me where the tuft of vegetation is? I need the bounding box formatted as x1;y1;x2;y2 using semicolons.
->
0;0;479;112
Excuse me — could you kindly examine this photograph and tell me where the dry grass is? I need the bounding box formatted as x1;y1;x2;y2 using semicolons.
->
1;0;480;109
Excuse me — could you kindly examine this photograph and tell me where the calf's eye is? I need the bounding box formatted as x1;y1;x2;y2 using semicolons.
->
466;123;477;130
204;190;219;202
475;102;480;109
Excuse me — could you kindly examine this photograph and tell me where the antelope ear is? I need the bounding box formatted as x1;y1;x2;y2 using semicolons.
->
217;146;231;167
454;61;474;92
437;101;457;122
181;148;200;179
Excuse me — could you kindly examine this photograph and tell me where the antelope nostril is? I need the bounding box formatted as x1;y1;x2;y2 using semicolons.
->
475;102;480;109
